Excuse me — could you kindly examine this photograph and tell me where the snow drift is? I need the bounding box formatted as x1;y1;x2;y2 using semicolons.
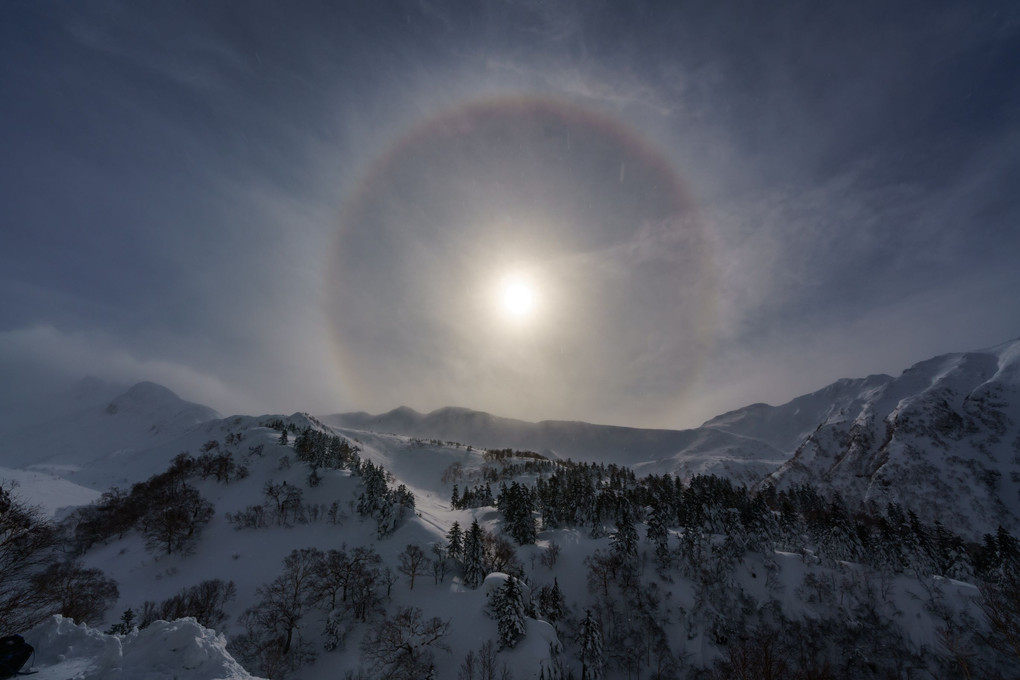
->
26;615;265;680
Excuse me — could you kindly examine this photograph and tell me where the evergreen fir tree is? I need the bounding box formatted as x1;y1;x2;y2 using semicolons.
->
996;525;1019;571
816;500;862;563
446;521;464;561
610;509;639;566
744;493;778;552
930;520;971;579
903;510;932;576
537;578;565;628
105;607;136;635
463;520;486;588
577;609;603;680
492;576;527;649
646;505;671;568
498;482;537;545
870;515;906;573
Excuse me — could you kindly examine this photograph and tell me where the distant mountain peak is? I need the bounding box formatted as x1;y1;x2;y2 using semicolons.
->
102;381;221;427
323;337;1020;537
124;381;183;401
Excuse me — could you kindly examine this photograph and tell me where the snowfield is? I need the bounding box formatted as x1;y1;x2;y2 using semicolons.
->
1;338;1018;679
26;616;264;680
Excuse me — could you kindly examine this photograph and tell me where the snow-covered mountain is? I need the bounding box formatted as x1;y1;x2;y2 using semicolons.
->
325;339;1020;537
324;378;913;478
322;405;791;485
26;616;264;680
2;339;1020;679
767;339;1020;538
0;378;223;515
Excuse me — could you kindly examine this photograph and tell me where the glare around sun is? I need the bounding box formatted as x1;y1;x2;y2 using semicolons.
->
500;276;535;318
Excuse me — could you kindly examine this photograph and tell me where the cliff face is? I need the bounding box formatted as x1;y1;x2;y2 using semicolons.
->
767;340;1020;538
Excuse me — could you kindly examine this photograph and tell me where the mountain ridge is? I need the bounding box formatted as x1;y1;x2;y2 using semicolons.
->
3;339;1020;678
323;338;1020;536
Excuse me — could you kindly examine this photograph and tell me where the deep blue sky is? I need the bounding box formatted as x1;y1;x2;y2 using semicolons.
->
2;1;1018;428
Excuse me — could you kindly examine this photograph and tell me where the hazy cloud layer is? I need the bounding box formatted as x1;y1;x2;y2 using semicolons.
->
1;1;1017;428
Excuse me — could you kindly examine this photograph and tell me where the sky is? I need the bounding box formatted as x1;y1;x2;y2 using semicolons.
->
1;0;1019;429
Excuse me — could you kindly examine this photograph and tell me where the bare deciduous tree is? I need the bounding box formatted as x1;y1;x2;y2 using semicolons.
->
398;544;427;590
32;560;118;626
980;569;1020;661
0;484;60;630
360;606;450;680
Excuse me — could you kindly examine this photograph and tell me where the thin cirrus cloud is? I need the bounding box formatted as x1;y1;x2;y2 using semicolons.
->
0;1;1017;429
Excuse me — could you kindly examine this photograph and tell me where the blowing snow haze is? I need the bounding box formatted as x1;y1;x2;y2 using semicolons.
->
2;1;1019;428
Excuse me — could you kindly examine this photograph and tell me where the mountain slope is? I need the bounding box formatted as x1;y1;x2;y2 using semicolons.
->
3;342;1020;678
0;379;221;492
322;406;790;484
321;377;903;486
325;339;1020;537
768;339;1020;537
700;373;894;452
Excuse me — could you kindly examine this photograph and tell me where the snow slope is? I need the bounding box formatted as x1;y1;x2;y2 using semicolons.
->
56;417;993;678
322;376;902;485
325;339;1020;537
768;338;1020;538
0;379;220;490
2;339;1020;678
323;405;792;483
24;615;264;680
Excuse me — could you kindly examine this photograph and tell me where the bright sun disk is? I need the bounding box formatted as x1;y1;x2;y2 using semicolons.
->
500;276;535;318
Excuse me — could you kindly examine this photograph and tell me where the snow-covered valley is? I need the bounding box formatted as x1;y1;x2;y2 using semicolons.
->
2;338;1020;679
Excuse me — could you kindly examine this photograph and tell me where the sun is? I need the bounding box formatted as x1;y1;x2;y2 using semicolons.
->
500;274;536;319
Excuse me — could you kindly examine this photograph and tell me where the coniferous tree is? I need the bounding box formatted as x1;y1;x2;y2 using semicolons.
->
646;504;671;568
996;526;1020;574
492;576;527;649
610;509;639;567
869;515;906;573
447;521;464;561
930;520;971;579
106;607;136;635
463;520;487;588
909;510;932;562
815;499;862;564
577;609;603;680
537;578;565;629
743;493;778;553
497;482;536;545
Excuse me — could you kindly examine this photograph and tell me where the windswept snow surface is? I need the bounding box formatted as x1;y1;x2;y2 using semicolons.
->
25;616;264;680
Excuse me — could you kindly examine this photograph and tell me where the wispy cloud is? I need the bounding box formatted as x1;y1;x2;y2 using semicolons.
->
1;1;1016;430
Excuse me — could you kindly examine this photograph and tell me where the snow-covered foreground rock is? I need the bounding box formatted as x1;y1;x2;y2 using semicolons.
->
25;616;264;680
